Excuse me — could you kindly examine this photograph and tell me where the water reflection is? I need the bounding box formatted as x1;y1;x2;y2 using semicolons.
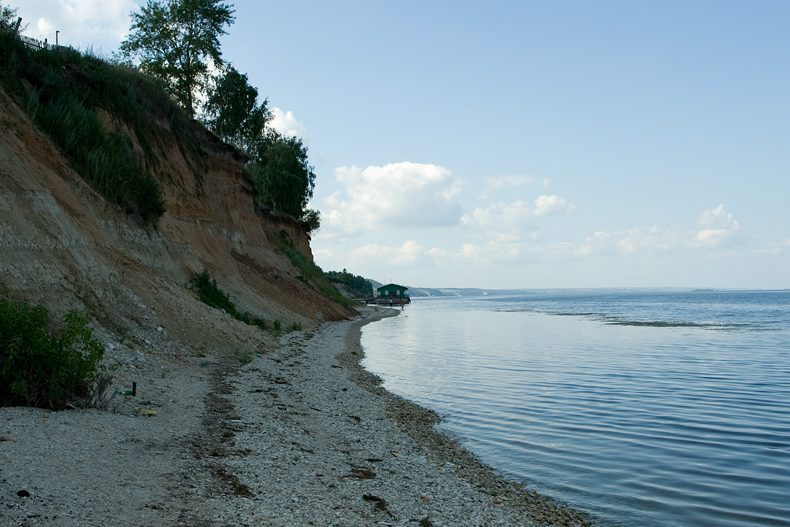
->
362;296;790;527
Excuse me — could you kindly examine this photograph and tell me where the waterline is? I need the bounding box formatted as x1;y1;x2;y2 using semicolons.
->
361;293;790;526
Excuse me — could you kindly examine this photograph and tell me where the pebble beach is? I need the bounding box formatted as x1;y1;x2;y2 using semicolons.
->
1;307;592;526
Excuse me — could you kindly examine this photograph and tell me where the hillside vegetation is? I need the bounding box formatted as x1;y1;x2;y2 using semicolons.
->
0;30;177;223
0;0;356;409
326;269;374;299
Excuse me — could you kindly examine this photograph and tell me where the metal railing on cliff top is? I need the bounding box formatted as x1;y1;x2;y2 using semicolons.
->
1;16;67;51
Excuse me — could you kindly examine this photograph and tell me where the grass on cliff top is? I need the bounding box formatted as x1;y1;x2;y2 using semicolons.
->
0;31;198;223
0;293;105;409
274;231;353;308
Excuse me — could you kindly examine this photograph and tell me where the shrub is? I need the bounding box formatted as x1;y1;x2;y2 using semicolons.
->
274;231;352;307
189;269;274;332
300;208;321;233
190;269;238;316
0;295;105;409
326;269;373;299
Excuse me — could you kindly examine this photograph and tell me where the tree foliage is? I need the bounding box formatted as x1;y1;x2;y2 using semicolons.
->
326;269;373;299
203;66;319;231
1;1;17;27
120;0;234;117
118;0;320;232
249;131;317;221
204;65;269;152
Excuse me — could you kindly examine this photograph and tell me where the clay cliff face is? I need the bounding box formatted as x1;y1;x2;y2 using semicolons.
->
0;86;353;350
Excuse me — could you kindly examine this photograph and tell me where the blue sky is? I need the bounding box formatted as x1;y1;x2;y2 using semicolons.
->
15;1;790;288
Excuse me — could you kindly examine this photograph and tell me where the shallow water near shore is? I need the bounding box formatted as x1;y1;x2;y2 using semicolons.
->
361;290;790;527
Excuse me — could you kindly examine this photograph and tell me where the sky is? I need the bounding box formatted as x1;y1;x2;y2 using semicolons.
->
13;0;790;289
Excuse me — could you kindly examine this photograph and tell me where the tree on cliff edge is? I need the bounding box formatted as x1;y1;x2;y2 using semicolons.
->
1;1;19;27
120;0;235;118
204;65;269;152
249;131;316;220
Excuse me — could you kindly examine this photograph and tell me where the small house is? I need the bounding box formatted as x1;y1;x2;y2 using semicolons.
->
373;283;411;305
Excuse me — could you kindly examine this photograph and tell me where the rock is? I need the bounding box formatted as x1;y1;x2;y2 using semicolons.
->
344;468;375;479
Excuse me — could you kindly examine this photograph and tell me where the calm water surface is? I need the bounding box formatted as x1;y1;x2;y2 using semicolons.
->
361;290;790;526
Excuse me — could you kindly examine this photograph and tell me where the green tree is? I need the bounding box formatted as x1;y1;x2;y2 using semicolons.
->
326;269;373;298
1;1;18;27
249;130;317;220
119;0;234;117
203;65;269;152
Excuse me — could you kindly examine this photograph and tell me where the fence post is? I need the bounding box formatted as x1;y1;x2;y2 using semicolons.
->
12;16;22;35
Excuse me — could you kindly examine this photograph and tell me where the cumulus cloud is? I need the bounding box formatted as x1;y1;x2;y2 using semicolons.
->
576;227;680;256
426;238;526;267
351;240;424;266
269;107;306;138
576;230;611;256
461;200;532;228
571;206;741;257
426;244;482;266
533;194;575;216
479;174;535;199
462;195;573;231
324;162;463;233
36;18;55;37
694;205;740;247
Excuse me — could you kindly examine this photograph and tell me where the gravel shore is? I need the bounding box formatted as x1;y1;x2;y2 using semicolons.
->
1;307;593;526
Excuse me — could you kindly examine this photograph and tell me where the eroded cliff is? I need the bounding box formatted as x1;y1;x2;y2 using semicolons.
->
0;83;353;354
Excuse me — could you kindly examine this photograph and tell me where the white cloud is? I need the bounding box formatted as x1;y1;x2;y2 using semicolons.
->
59;0;135;40
694;204;740;247
575;227;682;256
324;162;463;233
312;247;333;261
36;18;55;37
19;0;138;50
461;200;532;228
426;243;481;265
577;230;611;256
462;195;574;226
570;207;741;257
426;238;526;267
351;240;424;266
269;107;306;138
617;227;677;253
754;239;790;256
478;174;538;200
533;194;575;216
461;196;570;248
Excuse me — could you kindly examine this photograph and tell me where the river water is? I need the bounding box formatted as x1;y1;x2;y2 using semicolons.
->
361;290;790;526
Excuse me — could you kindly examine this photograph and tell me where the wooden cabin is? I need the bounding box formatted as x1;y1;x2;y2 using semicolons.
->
371;283;411;305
